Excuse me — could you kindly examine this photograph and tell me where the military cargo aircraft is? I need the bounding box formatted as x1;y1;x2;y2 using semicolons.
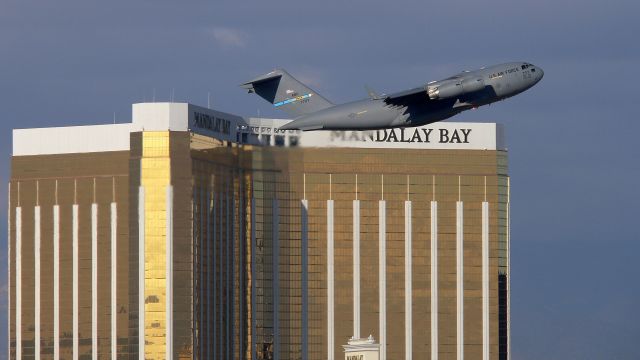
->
241;62;543;131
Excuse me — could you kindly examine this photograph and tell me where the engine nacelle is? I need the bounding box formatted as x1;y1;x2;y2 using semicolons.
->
427;78;485;100
427;80;462;100
462;77;485;93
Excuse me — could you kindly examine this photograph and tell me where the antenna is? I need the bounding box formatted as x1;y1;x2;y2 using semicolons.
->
207;92;211;109
113;112;116;124
170;88;175;102
153;88;156;102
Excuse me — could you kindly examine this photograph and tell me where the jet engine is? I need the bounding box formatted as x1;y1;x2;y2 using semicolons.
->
427;78;485;100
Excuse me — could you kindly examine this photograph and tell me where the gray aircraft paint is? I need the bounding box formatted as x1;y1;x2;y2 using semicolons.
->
241;62;543;131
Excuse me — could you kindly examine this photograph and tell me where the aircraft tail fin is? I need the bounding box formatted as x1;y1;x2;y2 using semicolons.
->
241;69;333;117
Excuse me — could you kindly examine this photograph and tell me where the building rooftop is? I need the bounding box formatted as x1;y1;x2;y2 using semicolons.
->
12;102;505;156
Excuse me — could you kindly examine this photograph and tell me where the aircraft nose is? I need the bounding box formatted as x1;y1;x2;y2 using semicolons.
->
535;66;544;81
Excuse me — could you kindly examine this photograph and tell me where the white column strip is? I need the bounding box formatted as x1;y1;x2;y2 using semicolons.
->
353;200;361;340
507;180;512;360
250;197;256;360
198;188;204;359
238;191;245;360
405;201;412;360
110;203;117;360
430;201;438;360
53;205;60;360
166;187;174;360
226;193;231;360
34;206;41;360
207;190;212;360
327;200;335;360
482;202;489;360
138;187;145;360
212;192;217;360
6;184;10;360
456;201;464;360
230;191;236;360
92;204;98;360
218;194;223;360
73;204;79;360
7;184;10;360
273;199;280;360
16;207;22;360
379;200;386;360
301;199;309;360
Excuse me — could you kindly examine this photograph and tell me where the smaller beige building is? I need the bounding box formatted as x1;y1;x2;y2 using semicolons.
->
343;336;380;360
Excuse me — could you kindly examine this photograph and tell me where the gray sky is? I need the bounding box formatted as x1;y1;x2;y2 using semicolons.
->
1;0;639;358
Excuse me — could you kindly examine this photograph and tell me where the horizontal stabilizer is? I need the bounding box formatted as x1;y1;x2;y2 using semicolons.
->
241;69;333;118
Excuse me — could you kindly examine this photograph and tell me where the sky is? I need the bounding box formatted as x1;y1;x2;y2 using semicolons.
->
1;0;639;358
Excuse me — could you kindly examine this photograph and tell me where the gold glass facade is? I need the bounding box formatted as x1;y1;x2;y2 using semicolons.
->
188;140;509;360
9;124;509;360
9;152;130;359
140;132;171;359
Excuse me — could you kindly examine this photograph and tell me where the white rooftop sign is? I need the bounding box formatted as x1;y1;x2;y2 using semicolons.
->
12;103;505;155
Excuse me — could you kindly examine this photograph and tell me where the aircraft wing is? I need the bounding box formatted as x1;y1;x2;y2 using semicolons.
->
383;86;430;106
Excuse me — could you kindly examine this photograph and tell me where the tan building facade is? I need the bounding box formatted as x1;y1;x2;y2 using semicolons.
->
8;103;510;360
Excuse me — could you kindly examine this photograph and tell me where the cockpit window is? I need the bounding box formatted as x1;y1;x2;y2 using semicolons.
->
531;68;536;72
521;65;526;70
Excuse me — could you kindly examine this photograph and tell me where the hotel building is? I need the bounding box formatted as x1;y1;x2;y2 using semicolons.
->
8;103;510;360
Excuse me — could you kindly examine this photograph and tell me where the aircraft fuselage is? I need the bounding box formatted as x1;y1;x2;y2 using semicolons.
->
279;62;543;131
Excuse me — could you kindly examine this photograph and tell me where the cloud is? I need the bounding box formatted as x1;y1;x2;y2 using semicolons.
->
210;27;247;48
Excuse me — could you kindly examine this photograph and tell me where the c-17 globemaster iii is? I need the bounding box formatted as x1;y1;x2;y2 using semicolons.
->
241;62;543;131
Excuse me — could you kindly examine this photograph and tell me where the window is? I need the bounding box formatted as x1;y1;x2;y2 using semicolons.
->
275;135;285;147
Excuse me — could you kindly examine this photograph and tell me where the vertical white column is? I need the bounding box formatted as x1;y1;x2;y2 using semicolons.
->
193;186;207;358
250;197;256;360
197;188;203;359
379;200;386;360
507;179;512;360
73;204;79;360
404;201;412;360
110;203;117;360
238;190;244;360
207;190;212;360
34;206;41;360
327;200;335;360
301;199;309;360
92;204;98;360
226;194;231;360
482;202;489;360
430;201;438;360
218;194;223;360
7;184;10;360
272;199;280;360
212;192;217;360
138;187;145;360
53;205;60;360
166;186;174;360
230;191;236;360
352;200;361;339
16;207;22;360
456;201;464;360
